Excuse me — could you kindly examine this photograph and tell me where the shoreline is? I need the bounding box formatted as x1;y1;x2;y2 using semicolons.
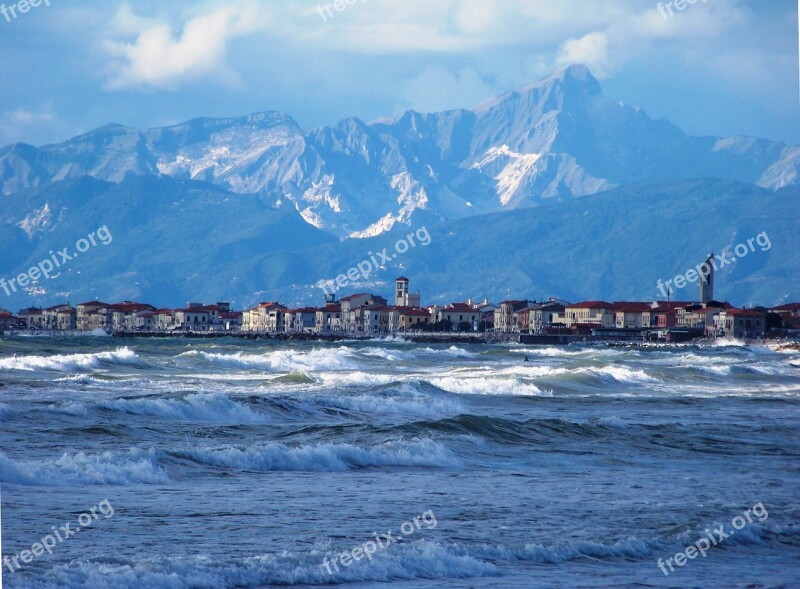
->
2;329;797;349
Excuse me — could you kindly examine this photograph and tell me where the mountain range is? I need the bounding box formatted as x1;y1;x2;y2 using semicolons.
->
1;64;798;309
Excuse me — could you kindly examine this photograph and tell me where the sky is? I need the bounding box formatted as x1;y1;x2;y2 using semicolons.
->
0;0;798;147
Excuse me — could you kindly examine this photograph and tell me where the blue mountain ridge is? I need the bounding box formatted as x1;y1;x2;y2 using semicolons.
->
0;176;796;309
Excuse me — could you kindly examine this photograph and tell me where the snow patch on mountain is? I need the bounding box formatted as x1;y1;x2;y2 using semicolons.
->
472;145;543;206
17;203;53;238
758;147;800;190
296;175;342;229
349;172;429;238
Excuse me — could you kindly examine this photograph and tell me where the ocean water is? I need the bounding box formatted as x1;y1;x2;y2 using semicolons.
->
0;336;798;588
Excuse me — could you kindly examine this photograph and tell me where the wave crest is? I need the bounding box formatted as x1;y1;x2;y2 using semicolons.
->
101;393;268;424
0;347;139;372
178;439;460;472
0;448;168;486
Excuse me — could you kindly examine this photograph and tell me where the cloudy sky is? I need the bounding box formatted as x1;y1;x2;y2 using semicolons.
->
1;0;797;147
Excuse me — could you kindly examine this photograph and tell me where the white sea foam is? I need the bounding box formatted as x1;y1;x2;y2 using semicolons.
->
316;371;402;388
182;348;358;372
100;393;268;424
511;346;622;358
0;403;13;420
510;347;581;357
596;416;628;429
54;373;105;384
0;347;139;372
431;376;550;396
0;448;168;486
578;365;659;384
17;541;495;588
322;384;465;417
517;365;571;378
709;337;749;348
181;438;460;472
52;402;90;416
420;346;477;358
360;347;406;361
745;363;797;376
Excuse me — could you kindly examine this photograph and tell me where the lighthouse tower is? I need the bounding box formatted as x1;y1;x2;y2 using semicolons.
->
699;254;715;303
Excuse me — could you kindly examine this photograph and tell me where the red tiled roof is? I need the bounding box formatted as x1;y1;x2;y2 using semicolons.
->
401;309;430;317
613;302;652;312
654;301;693;309
105;303;155;313
339;293;375;301
446;303;478;311
77;300;110;307
257;301;284;308
688;306;725;314
726;309;765;317
569;301;613;309
771;303;800;312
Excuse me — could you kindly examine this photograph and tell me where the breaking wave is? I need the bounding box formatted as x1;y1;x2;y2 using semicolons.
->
0;348;139;372
100;393;268;424
181;348;357;372
0;448;168;486
176;438;461;472
431;376;549;396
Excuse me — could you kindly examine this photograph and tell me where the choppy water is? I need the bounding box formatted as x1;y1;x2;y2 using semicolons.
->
0;336;798;588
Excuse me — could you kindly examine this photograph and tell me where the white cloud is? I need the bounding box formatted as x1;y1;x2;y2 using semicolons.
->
98;0;750;92
556;32;610;78
104;1;268;90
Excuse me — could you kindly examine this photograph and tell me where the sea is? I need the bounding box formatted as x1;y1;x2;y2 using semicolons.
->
0;335;798;588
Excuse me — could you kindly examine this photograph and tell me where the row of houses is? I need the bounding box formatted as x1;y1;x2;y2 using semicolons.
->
5;301;243;333
2;278;799;339
479;299;798;339
241;293;453;335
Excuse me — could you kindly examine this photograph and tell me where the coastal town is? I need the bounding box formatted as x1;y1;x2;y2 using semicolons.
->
1;275;798;343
